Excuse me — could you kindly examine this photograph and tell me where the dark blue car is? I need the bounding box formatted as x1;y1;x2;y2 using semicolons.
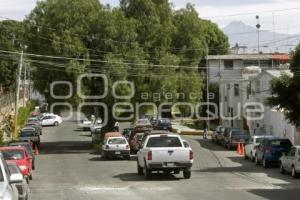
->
154;118;172;131
255;137;292;168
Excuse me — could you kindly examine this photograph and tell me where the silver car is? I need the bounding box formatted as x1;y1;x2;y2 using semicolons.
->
279;146;300;178
7;162;29;200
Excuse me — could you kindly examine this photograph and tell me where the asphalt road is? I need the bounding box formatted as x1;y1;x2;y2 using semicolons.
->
29;120;300;200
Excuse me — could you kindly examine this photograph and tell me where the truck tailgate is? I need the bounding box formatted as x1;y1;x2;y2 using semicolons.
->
150;147;191;163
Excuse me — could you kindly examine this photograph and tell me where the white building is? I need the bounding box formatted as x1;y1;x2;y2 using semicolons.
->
207;54;300;144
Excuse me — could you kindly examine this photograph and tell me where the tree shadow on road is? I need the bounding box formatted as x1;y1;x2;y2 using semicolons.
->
40;141;92;154
113;172;182;182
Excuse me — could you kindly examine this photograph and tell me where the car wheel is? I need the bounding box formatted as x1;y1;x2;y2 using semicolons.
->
32;162;35;170
54;121;59;126
280;162;285;174
183;169;191;179
263;158;268;168
101;152;107;160
255;155;260;165
137;161;143;175
292;166;298;178
143;165;151;179
29;174;33;180
250;152;254;162
244;153;248;160
227;144;231;150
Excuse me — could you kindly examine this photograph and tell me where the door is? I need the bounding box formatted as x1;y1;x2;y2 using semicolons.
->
286;147;296;172
42;116;51;126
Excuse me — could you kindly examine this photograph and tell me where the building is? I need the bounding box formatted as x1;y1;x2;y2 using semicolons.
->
206;53;300;144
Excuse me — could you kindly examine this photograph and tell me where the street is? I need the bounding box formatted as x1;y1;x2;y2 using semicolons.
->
29;120;300;200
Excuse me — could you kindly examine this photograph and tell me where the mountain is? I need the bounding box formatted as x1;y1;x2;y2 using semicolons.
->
222;21;299;53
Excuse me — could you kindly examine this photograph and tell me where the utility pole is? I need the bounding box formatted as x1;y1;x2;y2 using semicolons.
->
256;15;261;67
13;49;24;140
206;52;210;133
23;62;27;107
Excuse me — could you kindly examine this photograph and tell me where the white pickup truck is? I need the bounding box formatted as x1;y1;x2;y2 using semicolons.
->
137;133;193;179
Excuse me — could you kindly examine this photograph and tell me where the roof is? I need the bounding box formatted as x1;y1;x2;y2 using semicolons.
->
264;70;293;78
208;53;290;61
0;146;26;150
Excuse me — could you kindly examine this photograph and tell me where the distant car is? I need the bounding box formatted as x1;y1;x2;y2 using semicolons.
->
223;128;250;150
0;146;33;181
211;126;225;143
101;136;130;160
279;146;300;178
137;133;193;179
19;127;40;148
27;117;42;125
80;119;92;131
154;118;172;131
40;114;62;126
9;142;36;170
133;119;153;132
90;118;103;135
245;135;274;161
255;137;293;168
0;154;20;200
7;162;30;200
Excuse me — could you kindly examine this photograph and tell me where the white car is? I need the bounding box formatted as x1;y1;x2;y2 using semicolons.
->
41;114;62;126
0;154;22;200
7;162;29;200
137;133;193;179
80;119;92;131
245;135;273;161
101;137;130;160
280;146;300;178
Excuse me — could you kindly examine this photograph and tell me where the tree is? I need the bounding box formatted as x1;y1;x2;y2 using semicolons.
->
267;44;300;126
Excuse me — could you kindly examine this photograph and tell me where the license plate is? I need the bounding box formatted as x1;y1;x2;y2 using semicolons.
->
166;163;174;167
115;151;121;155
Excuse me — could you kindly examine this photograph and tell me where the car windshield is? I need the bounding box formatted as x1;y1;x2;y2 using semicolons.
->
8;164;21;174
108;138;127;145
1;150;24;160
20;131;35;137
268;139;292;148
146;136;182;147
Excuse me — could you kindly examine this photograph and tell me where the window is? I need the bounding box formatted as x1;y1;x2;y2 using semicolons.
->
234;84;239;96
146;136;182;147
224;60;234;70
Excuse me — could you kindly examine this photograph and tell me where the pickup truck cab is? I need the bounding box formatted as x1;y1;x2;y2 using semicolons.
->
137;133;193;179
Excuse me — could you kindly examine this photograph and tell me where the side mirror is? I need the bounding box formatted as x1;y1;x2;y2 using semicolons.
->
9;174;23;184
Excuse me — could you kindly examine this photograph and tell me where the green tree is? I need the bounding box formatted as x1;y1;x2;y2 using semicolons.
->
267;44;300;126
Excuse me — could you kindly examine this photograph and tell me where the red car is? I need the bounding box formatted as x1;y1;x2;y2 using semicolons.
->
0;146;33;180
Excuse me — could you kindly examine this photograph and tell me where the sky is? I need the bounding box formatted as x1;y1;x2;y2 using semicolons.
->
0;0;300;35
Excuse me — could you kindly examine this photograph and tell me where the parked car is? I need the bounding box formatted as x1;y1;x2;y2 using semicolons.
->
0;146;33;181
153;118;172;131
80;119;92;131
137;133;193;179
212;126;225;143
101;136;130;160
223;128;250;150
279;146;300;178
27;117;42;126
9;142;36;170
0;153;21;200
91;127;103;145
40;114;62;126
133;118;153;132
129;132;147;154
26;122;42;135
7;162;30;200
255;137;293;168
245;135;274;161
90;118;103;135
19;127;40;148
